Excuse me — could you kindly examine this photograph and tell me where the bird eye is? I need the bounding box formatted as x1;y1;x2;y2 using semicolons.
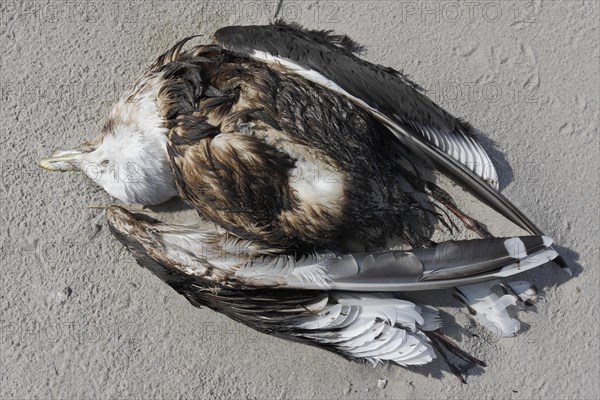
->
100;160;110;167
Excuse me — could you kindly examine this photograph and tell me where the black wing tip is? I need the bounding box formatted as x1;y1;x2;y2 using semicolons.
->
553;255;573;276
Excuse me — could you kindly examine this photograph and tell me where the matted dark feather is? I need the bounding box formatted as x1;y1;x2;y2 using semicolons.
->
152;45;440;251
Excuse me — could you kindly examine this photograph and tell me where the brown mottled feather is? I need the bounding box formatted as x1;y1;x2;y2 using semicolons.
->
148;45;437;251
169;131;299;247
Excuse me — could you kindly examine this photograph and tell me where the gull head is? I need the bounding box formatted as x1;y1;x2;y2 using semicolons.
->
39;78;178;205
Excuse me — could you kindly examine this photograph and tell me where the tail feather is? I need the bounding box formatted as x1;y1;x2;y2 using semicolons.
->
456;280;520;337
425;330;486;384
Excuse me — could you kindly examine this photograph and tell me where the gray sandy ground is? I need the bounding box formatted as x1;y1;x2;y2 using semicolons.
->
1;1;598;399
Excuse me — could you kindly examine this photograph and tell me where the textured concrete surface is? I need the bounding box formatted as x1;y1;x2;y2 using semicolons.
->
1;1;598;399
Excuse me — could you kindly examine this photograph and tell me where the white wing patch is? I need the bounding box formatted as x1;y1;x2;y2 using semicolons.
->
457;280;520;337
496;248;557;277
506;281;539;304
286;293;438;366
251;51;499;189
234;253;335;290
421;125;499;189
460;280;539;339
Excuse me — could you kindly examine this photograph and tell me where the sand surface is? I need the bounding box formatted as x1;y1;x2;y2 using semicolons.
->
1;1;598;399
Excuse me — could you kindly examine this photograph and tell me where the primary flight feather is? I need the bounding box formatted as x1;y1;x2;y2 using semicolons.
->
40;22;567;381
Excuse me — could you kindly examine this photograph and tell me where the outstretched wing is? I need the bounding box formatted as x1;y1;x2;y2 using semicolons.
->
211;22;543;236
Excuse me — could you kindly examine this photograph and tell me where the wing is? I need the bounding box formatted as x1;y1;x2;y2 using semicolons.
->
106;206;557;293
106;206;438;367
106;206;556;368
211;22;543;236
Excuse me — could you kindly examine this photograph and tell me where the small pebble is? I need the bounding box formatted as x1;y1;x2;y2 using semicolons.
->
377;379;387;389
48;287;72;305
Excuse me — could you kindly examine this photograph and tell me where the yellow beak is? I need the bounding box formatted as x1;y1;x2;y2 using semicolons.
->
38;149;85;171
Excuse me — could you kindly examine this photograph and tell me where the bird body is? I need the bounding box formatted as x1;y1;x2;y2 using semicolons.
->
40;22;567;380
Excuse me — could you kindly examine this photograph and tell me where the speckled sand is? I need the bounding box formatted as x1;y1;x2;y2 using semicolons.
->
1;1;598;399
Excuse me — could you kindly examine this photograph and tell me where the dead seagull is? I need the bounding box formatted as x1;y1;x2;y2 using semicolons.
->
39;22;568;381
